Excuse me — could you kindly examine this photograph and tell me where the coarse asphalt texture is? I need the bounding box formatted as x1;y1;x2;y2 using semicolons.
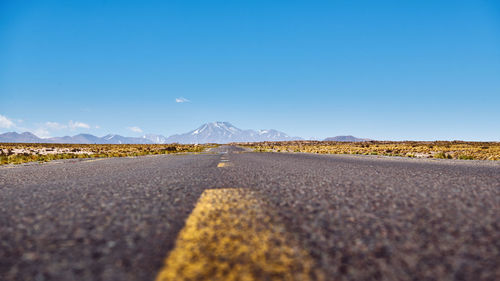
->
0;146;499;281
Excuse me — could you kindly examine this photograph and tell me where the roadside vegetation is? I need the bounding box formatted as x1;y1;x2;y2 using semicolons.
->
0;143;215;165
239;141;500;161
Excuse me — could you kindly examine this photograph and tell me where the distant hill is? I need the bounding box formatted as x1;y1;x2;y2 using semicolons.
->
0;132;43;143
323;135;371;142
0;121;302;144
48;134;107;144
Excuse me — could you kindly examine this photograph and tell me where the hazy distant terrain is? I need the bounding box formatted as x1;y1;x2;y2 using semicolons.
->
0;132;154;144
0;121;379;144
0;122;306;144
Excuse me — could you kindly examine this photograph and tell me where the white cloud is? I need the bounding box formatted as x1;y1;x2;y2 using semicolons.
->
68;120;90;130
31;120;93;137
0;114;15;128
175;97;190;103
127;126;143;133
33;128;51;138
45;121;67;130
45;121;96;131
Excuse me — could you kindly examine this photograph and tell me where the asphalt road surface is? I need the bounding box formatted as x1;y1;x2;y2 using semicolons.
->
1;146;499;281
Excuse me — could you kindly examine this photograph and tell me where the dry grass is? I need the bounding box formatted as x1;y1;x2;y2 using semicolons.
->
238;140;500;161
0;143;216;165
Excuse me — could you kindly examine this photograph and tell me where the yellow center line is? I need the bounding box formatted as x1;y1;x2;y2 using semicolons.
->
217;162;232;167
155;188;323;281
84;158;105;163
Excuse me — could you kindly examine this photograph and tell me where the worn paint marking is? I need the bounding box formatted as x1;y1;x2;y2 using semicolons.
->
155;188;322;281
217;162;229;167
84;158;105;163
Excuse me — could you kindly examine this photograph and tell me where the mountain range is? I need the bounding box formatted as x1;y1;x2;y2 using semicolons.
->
0;122;369;144
0;132;153;144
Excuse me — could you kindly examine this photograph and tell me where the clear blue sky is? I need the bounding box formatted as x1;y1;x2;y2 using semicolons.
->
1;0;499;140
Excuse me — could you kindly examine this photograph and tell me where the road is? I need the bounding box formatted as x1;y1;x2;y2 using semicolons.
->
1;146;499;281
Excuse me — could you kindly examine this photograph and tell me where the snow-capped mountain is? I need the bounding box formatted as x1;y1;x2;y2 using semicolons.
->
166;122;246;144
142;134;168;144
164;122;302;144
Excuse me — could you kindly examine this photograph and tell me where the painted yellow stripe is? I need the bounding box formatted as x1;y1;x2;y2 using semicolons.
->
84;158;104;163
217;162;230;167
155;188;323;281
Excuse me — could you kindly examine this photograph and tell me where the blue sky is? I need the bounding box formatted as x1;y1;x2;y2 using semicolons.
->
1;0;499;140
